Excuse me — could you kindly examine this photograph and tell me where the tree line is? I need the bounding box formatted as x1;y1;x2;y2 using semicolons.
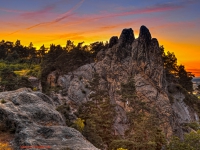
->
0;39;195;93
160;46;194;92
0;39;108;92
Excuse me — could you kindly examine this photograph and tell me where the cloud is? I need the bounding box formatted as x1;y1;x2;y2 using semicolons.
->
88;2;182;19
4;0;194;37
5;0;84;36
20;4;56;19
59;1;186;28
20;0;71;19
27;0;84;29
34;32;85;44
98;17;159;31
4;30;21;36
0;0;66;18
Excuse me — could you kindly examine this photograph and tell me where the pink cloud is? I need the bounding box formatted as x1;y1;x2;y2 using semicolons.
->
0;0;66;18
58;3;183;28
20;5;56;19
5;0;84;36
25;0;84;29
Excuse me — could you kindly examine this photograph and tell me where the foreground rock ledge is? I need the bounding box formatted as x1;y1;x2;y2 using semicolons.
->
0;88;99;150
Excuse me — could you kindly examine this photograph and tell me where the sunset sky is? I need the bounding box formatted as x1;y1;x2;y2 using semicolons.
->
0;0;200;76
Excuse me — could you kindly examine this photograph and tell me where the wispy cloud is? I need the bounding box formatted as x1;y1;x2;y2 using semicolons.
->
20;5;56;19
34;32;85;44
5;30;21;36
27;0;84;29
20;0;71;19
0;0;66;18
5;0;84;36
59;1;186;28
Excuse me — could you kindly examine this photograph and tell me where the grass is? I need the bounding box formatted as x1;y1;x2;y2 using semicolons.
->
0;142;13;150
14;70;30;76
0;62;41;78
0;132;14;150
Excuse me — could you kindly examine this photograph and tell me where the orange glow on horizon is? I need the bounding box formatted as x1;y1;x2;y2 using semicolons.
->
2;29;200;77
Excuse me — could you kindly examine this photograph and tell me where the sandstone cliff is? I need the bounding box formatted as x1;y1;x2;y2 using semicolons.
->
49;26;199;140
0;88;99;150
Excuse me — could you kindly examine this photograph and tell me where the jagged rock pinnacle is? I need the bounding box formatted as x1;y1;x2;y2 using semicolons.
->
109;36;118;48
139;25;151;44
119;28;135;45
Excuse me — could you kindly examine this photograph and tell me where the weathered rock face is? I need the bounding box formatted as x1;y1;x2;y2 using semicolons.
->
50;25;199;139
109;36;118;48
28;76;42;91
0;88;99;150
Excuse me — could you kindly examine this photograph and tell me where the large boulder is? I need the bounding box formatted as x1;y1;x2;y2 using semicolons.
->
0;88;99;150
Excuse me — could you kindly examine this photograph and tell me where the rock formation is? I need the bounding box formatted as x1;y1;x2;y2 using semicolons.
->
0;88;99;150
0;25;198;150
49;25;199;139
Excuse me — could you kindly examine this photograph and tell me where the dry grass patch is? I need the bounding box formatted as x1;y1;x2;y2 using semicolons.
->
0;132;14;150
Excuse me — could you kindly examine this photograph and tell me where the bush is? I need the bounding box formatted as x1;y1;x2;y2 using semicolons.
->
117;148;128;150
1;99;6;104
186;122;200;131
72;118;85;132
32;87;38;91
167;130;200;150
109;140;134;150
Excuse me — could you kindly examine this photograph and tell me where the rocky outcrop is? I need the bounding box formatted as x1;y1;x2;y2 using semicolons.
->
49;25;199;140
109;36;118;48
28;76;42;91
0;88;99;150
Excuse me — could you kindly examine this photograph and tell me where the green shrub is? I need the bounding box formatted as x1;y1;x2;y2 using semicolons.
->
109;140;134;150
0;99;6;104
116;148;128;150
32;87;38;91
167;130;200;150
186;122;200;131
71;118;85;132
